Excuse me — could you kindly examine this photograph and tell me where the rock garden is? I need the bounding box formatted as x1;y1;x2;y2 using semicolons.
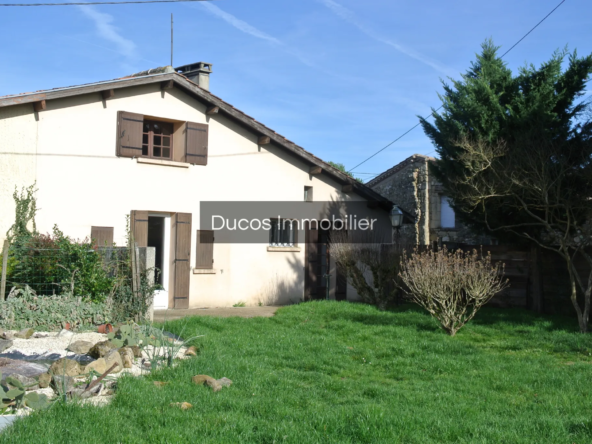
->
0;322;198;419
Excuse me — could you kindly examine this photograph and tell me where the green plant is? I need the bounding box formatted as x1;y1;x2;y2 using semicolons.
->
6;184;37;243
139;323;202;369
0;372;50;412
107;323;148;347
399;247;509;336
0;286;110;331
233;302;246;308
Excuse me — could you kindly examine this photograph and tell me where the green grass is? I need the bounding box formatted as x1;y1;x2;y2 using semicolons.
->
2;302;592;443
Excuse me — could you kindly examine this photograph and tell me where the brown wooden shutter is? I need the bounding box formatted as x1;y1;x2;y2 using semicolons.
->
90;226;114;249
185;122;208;165
130;211;148;247
304;227;319;301
173;212;192;308
117;111;144;158
195;230;214;269
172;122;187;163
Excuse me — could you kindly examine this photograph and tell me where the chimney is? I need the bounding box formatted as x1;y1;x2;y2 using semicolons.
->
174;62;213;91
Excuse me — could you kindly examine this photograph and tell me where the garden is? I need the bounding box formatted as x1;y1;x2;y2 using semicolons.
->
0;302;591;443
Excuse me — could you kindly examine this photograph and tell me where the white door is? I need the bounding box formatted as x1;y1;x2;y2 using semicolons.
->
149;214;171;309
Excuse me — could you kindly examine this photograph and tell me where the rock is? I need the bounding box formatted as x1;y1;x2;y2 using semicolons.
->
0;359;47;380
67;340;94;355
184;346;197;357
130;346;142;358
104;349;123;373
119;347;134;369
217;377;233;387
57;329;74;339
38;373;51;389
33;332;49;338
52;375;75;393
70;383;103;399
14;328;35;339
84;358;107;375
192;374;222;392
170;402;192;410
11;373;38;391
88;341;117;359
0;339;13;353
31;387;56;400
49;358;81;377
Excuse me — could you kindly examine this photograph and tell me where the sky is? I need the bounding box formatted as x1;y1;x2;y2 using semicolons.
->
1;0;591;182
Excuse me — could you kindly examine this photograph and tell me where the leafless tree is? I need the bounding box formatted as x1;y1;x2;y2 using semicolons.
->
449;131;592;332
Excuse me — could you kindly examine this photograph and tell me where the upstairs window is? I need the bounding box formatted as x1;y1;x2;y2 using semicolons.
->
117;111;209;165
142;120;173;159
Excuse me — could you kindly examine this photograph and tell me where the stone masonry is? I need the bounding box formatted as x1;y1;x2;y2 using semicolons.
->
367;154;494;246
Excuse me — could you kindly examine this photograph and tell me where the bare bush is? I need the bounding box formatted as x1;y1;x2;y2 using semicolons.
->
330;231;404;310
399;247;508;336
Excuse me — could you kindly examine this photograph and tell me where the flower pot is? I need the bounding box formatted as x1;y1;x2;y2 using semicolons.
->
97;323;114;334
63;322;71;331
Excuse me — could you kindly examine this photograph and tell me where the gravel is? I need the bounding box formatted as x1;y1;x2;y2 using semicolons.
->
1;331;108;358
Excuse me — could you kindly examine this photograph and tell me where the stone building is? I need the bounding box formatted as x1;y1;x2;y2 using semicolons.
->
367;154;494;246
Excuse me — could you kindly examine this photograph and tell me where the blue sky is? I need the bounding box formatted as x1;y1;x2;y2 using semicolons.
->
1;0;591;181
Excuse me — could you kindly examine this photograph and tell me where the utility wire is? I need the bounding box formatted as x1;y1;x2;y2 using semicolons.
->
348;0;568;173
0;0;210;6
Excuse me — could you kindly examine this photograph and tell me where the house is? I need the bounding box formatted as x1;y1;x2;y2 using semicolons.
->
367;154;494;246
0;62;395;309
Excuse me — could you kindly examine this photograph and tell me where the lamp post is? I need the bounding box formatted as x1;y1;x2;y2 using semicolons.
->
390;205;403;243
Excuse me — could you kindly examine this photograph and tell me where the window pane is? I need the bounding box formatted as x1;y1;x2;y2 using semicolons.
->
143;122;150;132
154;147;161;157
153;124;162;134
163;125;172;136
142;145;148;156
440;196;455;228
153;135;161;146
162;148;170;158
142;134;148;144
163;137;170;147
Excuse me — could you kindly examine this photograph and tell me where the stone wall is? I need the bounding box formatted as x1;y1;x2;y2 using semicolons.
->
368;154;495;246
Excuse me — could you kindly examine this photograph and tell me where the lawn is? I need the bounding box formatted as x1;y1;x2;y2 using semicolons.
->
2;301;592;443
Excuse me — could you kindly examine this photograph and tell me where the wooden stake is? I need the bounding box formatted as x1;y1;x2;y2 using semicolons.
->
1;240;8;301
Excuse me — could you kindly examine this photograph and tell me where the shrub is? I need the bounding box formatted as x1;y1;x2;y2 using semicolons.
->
399;247;508;336
0;286;110;331
7;226;115;302
331;232;404;310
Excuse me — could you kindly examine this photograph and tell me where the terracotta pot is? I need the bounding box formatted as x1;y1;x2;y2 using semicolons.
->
97;323;114;334
64;322;71;331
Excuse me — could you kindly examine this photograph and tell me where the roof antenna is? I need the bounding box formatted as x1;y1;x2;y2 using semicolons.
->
170;13;174;67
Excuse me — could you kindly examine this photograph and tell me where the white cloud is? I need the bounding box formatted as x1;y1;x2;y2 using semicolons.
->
199;3;281;45
318;0;454;76
77;6;136;59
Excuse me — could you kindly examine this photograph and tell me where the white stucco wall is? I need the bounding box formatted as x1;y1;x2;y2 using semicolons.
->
0;83;388;307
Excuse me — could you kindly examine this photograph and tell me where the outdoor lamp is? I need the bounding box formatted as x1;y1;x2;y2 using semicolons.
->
390;205;403;228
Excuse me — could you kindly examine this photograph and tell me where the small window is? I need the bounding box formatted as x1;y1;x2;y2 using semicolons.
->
304;186;313;202
269;219;296;247
440;195;455;228
142;120;173;159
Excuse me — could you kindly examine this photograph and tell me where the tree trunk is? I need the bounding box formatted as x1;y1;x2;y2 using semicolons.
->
565;253;588;333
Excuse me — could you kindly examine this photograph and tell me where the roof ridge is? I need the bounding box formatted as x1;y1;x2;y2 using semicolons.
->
366;154;435;187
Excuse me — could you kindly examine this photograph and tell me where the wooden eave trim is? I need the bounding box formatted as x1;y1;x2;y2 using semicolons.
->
101;89;115;100
0;73;178;108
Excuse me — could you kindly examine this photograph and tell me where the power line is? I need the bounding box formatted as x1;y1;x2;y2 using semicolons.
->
348;0;568;173
0;0;210;6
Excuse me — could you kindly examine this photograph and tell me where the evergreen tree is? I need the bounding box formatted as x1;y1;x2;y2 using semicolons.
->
420;40;592;241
